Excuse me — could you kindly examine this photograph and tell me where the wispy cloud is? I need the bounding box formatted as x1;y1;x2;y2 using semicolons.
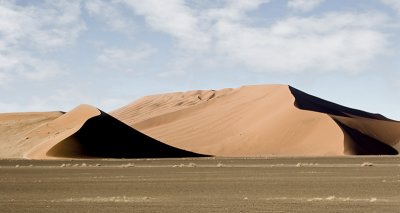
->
216;12;389;73
96;45;157;72
121;0;210;50
0;86;92;112
84;0;135;34
0;1;84;86
121;1;390;74
288;0;324;12
0;51;63;85
0;1;84;50
380;0;400;14
202;0;270;21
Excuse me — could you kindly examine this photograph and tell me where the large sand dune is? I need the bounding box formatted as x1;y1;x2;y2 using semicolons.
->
111;84;400;156
1;84;399;159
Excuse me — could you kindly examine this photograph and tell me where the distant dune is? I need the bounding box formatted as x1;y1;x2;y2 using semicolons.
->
1;84;399;159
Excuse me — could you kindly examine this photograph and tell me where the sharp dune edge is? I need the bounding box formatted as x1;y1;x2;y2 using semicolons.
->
0;84;399;159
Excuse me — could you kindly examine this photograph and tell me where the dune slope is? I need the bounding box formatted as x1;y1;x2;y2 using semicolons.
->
0;111;63;158
111;84;400;156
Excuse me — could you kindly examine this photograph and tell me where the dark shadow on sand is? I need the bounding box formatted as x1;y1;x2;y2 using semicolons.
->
334;119;398;155
288;86;391;121
47;110;208;158
289;85;398;155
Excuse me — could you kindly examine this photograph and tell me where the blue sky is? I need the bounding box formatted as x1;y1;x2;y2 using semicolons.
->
1;0;400;120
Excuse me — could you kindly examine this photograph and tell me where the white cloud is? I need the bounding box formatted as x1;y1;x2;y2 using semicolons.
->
215;12;388;73
96;45;157;72
84;0;134;34
120;0;271;74
0;1;84;86
0;1;85;50
0;51;64;86
120;0;210;50
380;0;400;14
0;86;91;112
202;0;270;21
121;0;270;51
288;0;324;12
121;0;390;74
160;52;195;77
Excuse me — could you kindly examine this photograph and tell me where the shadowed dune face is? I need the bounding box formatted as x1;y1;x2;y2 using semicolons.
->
23;105;206;159
335;120;398;155
46;110;207;158
288;86;399;155
288;86;391;121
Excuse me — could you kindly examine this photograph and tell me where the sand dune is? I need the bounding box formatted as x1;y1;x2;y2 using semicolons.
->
111;84;400;156
1;84;399;159
0;105;205;159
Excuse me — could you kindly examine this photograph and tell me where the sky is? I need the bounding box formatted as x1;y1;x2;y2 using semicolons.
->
1;0;400;120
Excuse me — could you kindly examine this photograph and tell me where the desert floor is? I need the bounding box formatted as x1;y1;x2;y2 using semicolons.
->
1;157;400;212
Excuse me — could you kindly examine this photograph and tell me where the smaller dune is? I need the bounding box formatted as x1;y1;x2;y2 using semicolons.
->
2;104;206;159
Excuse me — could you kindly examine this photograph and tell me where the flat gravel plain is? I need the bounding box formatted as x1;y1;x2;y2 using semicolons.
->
1;157;400;212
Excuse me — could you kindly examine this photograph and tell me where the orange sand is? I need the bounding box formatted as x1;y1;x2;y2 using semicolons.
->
1;84;399;159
